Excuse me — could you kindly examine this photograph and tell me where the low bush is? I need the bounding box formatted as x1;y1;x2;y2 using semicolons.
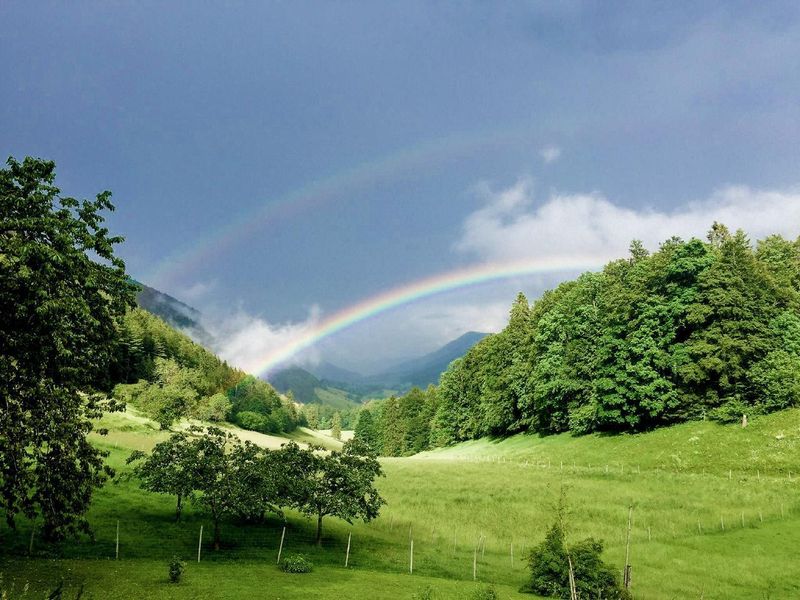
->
279;554;313;573
168;555;185;583
471;584;499;600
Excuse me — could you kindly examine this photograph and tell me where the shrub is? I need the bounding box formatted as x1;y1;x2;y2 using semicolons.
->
279;554;313;573
523;523;629;599
168;555;185;583
235;411;268;432
471;584;499;600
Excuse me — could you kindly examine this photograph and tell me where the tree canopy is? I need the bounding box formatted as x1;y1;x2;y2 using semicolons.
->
358;226;800;455
0;156;136;539
128;429;385;549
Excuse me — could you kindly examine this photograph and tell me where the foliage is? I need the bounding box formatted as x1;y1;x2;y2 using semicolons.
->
112;311;296;432
331;412;342;440
404;226;800;446
168;555;185;583
130;426;283;548
0;156;136;540
353;408;379;451
128;428;384;549
358;386;438;456
295;438;385;544
523;496;628;599
471;584;500;600
279;554;313;573
126;431;196;521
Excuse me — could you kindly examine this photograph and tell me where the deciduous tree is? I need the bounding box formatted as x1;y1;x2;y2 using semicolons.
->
0;157;135;540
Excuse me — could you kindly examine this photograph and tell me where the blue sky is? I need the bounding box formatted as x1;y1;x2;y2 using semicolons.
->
3;2;800;372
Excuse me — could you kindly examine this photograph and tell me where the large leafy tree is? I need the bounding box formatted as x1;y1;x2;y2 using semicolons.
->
379;396;405;456
679;227;779;417
353;407;379;452
0;157;135;540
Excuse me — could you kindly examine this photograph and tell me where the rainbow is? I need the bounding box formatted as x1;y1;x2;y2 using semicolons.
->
142;124;543;289
252;255;610;376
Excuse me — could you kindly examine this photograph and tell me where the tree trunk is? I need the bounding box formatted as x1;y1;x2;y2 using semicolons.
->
316;513;324;546
214;518;221;550
175;494;182;522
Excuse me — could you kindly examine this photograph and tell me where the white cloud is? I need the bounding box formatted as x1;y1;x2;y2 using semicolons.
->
540;145;562;164
456;179;800;263
201;307;321;375
176;280;217;303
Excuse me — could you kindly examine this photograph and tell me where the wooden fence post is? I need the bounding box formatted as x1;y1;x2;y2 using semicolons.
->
473;546;477;581
115;520;119;560
409;539;414;574
277;526;286;564
28;523;35;556
197;525;203;563
345;531;352;567
623;506;633;590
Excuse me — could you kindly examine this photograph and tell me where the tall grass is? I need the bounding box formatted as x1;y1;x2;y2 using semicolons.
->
2;409;799;598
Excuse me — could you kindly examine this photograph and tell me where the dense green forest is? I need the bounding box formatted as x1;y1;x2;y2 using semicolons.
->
111;306;301;433
357;226;800;455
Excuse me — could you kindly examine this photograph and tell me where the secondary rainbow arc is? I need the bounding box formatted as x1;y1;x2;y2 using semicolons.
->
142;123;545;289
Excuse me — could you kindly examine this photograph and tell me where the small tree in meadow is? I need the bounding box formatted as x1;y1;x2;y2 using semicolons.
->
523;492;628;599
191;427;242;550
298;438;385;545
331;412;342;440
127;431;197;522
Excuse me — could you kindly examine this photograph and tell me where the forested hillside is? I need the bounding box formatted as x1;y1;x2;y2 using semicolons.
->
111;307;300;433
134;281;214;347
357;225;800;455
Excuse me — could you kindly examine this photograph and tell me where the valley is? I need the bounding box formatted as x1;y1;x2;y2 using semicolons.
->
2;407;797;599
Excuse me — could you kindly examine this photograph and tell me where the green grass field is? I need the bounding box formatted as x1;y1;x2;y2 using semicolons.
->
2;409;799;599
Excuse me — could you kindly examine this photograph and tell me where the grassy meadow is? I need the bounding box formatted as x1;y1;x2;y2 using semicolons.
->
2;409;799;599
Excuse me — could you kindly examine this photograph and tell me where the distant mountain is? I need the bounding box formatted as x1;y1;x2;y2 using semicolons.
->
372;331;490;389
269;366;360;410
269;366;322;404
134;282;215;348
306;361;365;385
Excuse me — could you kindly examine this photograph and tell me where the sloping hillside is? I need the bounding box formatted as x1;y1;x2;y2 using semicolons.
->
133;281;214;348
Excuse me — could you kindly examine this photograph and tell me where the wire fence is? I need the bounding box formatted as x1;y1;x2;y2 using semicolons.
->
5;490;797;586
1;456;796;594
